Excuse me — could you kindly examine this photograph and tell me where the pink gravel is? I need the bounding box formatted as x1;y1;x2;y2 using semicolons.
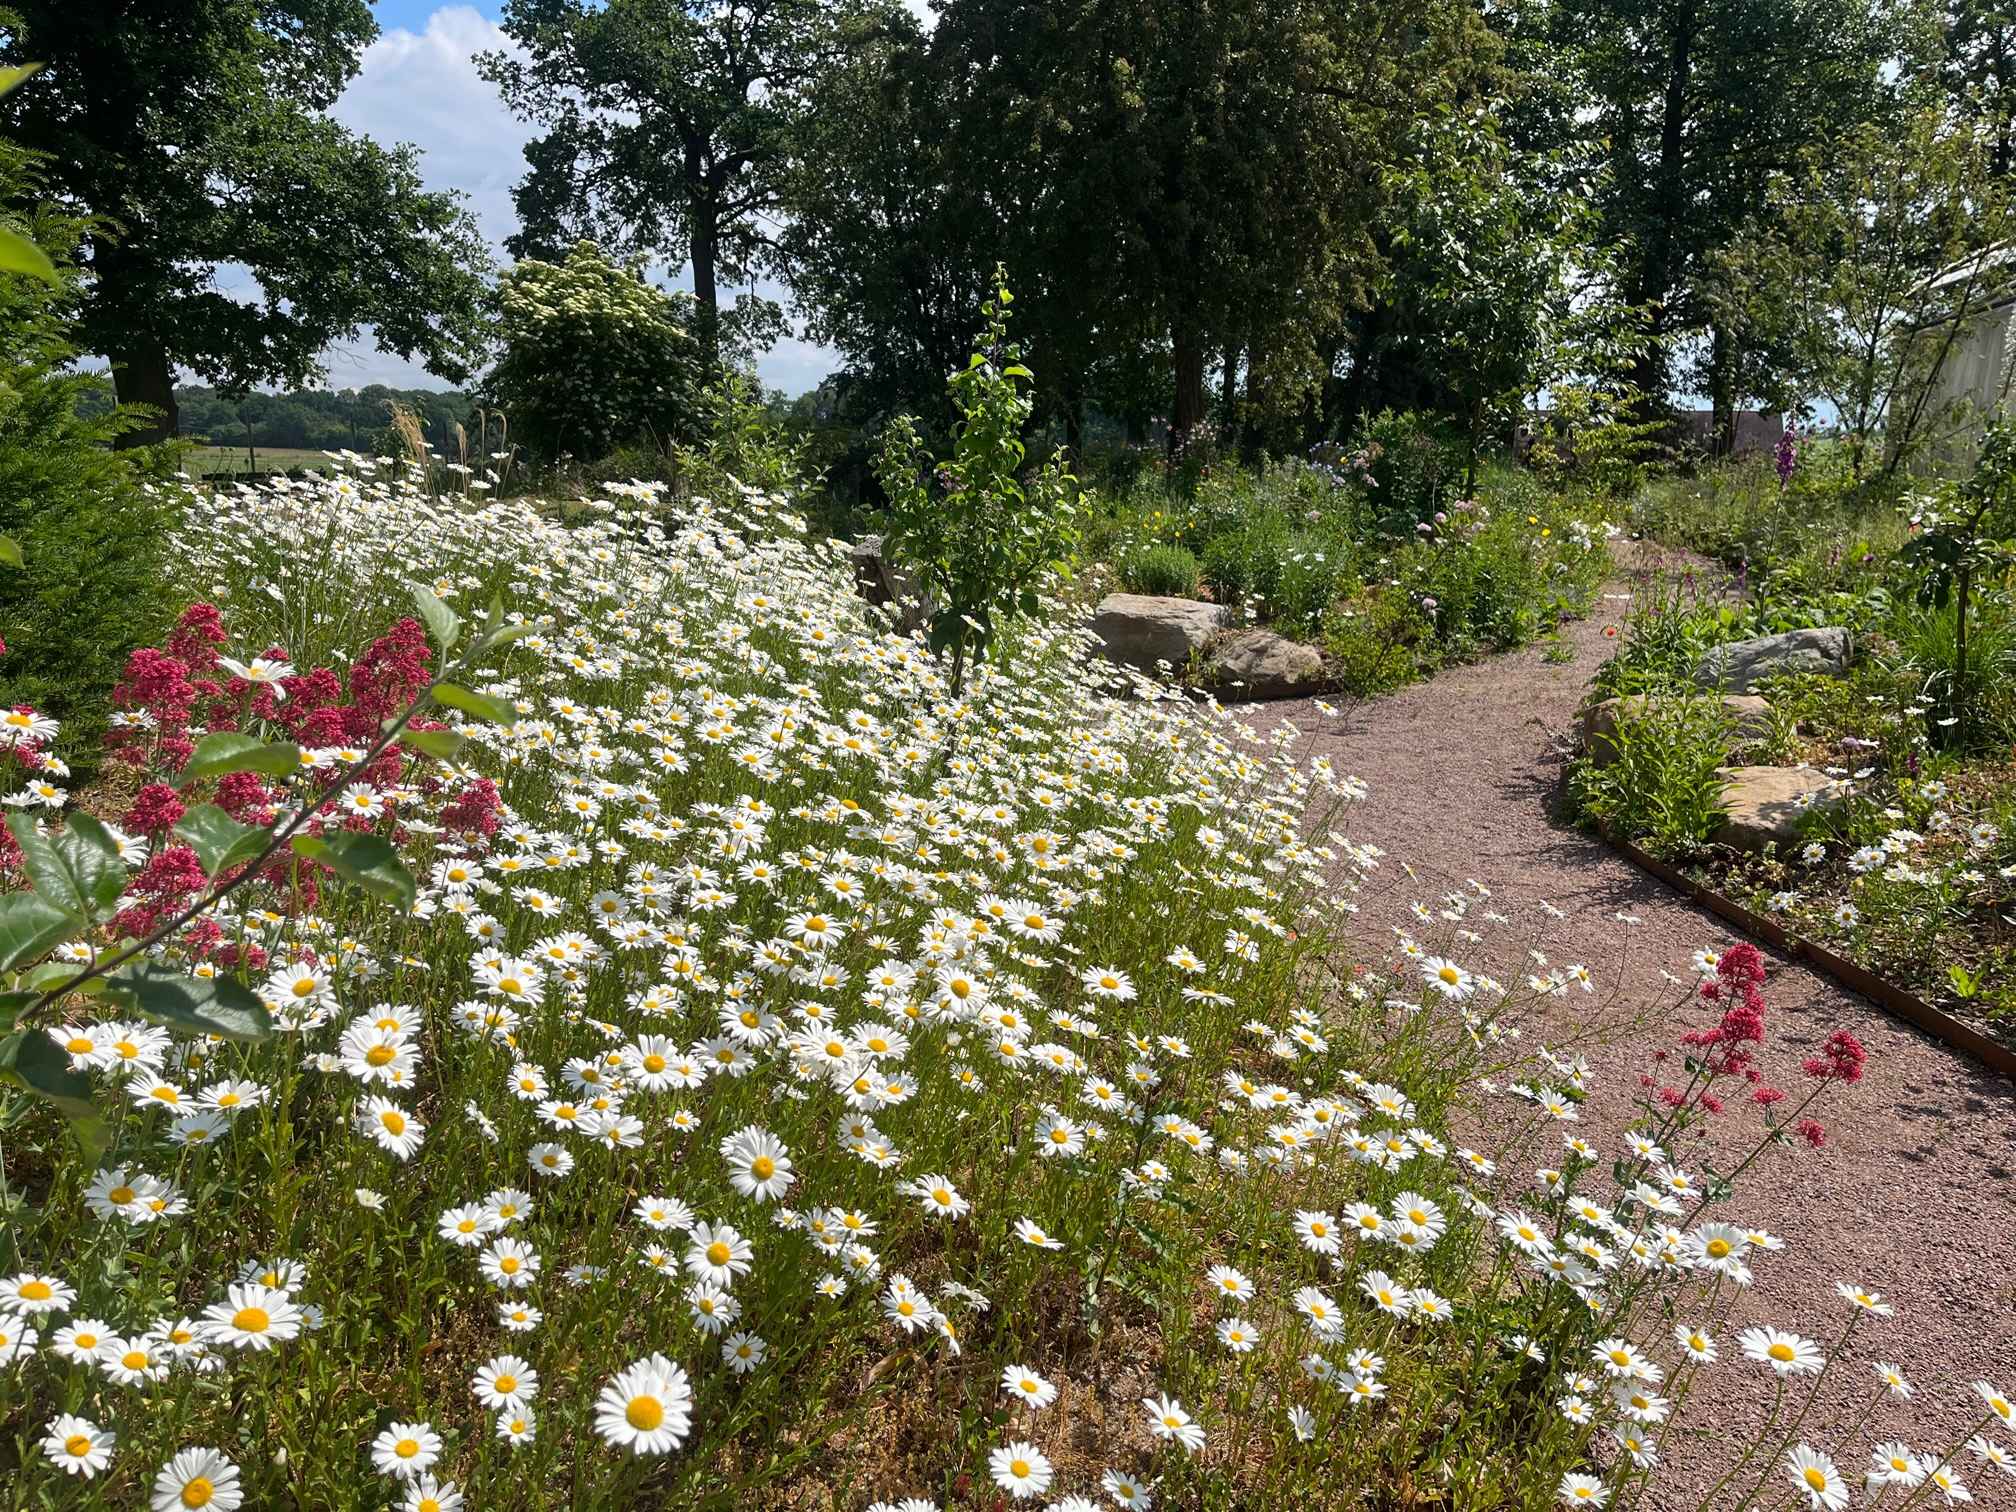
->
1248;559;2016;1506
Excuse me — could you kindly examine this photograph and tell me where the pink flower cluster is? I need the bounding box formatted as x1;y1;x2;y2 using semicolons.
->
1648;944;1868;1149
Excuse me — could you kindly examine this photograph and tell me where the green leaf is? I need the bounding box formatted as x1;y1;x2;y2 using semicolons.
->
13;962;105;998
179;732;303;784
0;225;56;285
174;804;272;878
6;813;124;917
104;963;272;1042
0;535;22;568
0;988;29;1034
0;1027;97;1121
0;63;42;98
0;889;80;971
398;727;466;760
410;583;463;652
291;832;417;911
472;622;538;655
430;682;517;725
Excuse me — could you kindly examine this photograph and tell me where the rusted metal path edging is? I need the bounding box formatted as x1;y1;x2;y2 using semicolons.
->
1596;824;2016;1079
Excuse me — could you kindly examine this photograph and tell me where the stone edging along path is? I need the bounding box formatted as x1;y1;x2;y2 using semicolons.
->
1596;823;2016;1080
1236;553;2016;1504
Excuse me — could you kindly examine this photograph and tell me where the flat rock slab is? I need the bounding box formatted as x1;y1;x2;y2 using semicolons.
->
1198;628;1325;700
1582;693;1773;766
1715;764;1842;851
1089;593;1228;677
1695;626;1849;693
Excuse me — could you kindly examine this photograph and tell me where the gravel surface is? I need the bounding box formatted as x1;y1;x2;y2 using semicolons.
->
1247;556;2016;1507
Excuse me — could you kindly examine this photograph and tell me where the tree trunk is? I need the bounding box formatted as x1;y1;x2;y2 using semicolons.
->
109;339;178;448
689;173;721;372
1708;323;1736;458
1170;332;1207;452
1220;347;1240;424
1629;1;1698;421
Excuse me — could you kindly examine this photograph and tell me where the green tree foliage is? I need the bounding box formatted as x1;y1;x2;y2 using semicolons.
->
874;278;1079;692
483;241;706;464
1546;0;1910;423
1942;1;2016;177
481;0;911;367
0;2;491;444
170;385;479;456
1341;112;1626;476
1714;106;2016;479
784;0;1493;450
0;144;179;750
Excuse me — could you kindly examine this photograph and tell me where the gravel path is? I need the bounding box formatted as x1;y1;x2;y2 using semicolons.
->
1247;555;2016;1505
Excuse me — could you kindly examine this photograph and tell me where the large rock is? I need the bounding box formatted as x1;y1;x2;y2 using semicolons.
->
1089;593;1229;677
1582;693;1773;767
1695;627;1850;693
849;536;930;633
1714;765;1842;851
1198;628;1325;701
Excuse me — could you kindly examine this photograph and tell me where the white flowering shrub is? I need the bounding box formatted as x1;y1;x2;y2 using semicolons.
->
486;241;705;463
0;463;2008;1509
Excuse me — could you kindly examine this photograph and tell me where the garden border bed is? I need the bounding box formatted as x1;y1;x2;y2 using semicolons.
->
1595;822;2016;1079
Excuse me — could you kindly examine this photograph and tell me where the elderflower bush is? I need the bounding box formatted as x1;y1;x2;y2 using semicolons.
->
0;466;2010;1510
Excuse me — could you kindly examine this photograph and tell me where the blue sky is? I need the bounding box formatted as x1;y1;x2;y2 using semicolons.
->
295;1;930;394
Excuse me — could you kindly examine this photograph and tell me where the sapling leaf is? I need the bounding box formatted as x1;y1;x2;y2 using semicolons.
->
105;963;273;1041
180;732;303;784
291;833;417;911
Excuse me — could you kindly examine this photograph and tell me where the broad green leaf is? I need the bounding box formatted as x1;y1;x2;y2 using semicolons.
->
0;63;42;98
410;583;462;652
0;226;56;284
174;804;271;878
0;1027;98;1122
6;812;124;917
0;988;29;1034
291;832;417;911
473;622;538;656
430;682;516;725
105;963;272;1042
14;962;107;999
398;727;465;760
0;889;79;970
180;732;303;784
0;536;21;568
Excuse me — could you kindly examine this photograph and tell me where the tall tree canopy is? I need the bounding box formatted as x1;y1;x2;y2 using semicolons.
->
1548;0;1908;420
481;0;913;366
0;1;491;445
1943;1;2016;177
781;0;1492;448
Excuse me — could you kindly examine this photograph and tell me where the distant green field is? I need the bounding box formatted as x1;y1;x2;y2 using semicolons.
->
183;444;332;478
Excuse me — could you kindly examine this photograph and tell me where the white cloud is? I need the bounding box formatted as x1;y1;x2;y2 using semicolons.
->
331;6;532;253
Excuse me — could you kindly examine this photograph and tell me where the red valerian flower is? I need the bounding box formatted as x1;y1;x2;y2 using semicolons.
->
1803;1028;1867;1084
1794;1118;1827;1148
125;783;186;836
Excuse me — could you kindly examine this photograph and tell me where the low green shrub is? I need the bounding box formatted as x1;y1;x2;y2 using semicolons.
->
1570;692;1733;850
1199;511;1291;609
1354;407;1468;532
1271;538;1354;637
1118;541;1200;597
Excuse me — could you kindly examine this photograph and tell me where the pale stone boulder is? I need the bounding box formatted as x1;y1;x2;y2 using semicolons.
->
1088;593;1229;677
1198;629;1325;701
1714;765;1842;851
1695;627;1849;694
